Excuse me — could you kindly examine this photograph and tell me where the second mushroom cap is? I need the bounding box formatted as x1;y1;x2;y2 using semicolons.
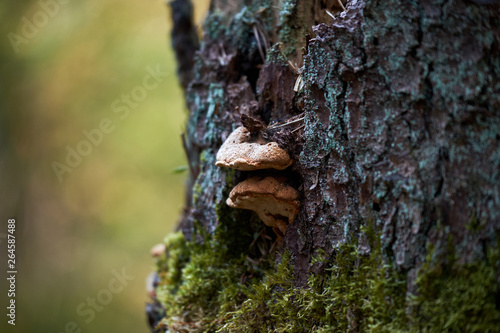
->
226;176;300;236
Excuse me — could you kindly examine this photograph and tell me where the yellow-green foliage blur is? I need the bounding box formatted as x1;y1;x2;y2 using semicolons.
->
0;1;208;332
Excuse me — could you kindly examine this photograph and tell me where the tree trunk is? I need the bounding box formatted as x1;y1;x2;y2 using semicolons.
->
148;0;500;331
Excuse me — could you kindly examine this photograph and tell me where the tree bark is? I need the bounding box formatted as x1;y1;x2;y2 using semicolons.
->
148;0;500;331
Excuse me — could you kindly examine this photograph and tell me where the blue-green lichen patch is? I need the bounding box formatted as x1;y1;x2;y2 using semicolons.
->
298;0;500;277
277;0;303;59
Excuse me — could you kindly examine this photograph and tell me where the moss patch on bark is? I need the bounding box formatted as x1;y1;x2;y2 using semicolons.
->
154;226;500;332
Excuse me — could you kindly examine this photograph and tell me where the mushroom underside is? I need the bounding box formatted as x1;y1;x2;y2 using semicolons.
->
226;176;300;236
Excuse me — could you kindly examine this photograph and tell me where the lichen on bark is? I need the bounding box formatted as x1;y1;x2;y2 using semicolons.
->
148;0;500;331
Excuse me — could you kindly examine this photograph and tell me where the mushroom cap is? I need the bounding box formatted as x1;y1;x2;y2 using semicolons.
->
216;126;293;171
150;243;166;258
226;176;300;231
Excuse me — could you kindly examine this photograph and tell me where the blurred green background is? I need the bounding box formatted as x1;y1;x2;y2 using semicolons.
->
0;0;208;331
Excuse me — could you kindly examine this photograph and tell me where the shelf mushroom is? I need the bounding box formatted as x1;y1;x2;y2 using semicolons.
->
226;176;300;237
216;125;299;237
216;126;293;171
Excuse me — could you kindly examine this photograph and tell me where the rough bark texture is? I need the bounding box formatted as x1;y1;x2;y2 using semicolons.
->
148;0;500;331
170;0;200;89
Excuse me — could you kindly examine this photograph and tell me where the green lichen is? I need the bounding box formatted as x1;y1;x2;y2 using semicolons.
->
192;183;203;204
199;149;210;164
265;44;290;66
277;0;302;58
203;9;227;42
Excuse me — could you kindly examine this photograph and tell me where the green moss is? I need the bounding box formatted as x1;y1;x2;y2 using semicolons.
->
224;168;236;190
155;232;190;287
155;224;500;332
192;183;203;204
409;244;500;332
155;218;276;332
222;240;408;332
156;229;230;330
223;235;499;332
199;150;210;163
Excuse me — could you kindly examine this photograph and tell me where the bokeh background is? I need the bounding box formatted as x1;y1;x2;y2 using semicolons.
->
0;0;209;331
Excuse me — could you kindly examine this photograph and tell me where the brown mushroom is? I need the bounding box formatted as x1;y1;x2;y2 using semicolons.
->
216;126;293;171
226;176;300;236
150;243;166;258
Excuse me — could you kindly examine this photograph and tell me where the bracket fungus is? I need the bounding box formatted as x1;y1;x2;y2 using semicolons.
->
216;123;300;237
216;126;293;171
226;176;300;237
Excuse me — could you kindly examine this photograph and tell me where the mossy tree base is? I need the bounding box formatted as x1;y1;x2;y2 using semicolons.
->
153;228;499;332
